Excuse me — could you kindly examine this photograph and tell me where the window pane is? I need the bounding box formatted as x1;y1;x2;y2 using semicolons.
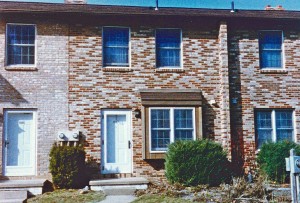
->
259;31;282;69
260;32;282;49
103;47;128;66
151;109;170;151
7;24;35;65
156;29;181;67
174;109;193;141
157;49;180;67
276;111;293;141
156;29;181;48
103;27;129;67
256;111;272;148
261;51;281;68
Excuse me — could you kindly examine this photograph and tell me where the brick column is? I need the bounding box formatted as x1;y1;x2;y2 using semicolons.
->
218;21;232;160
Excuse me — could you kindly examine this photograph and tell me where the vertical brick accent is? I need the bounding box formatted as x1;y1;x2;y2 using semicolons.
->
218;21;231;159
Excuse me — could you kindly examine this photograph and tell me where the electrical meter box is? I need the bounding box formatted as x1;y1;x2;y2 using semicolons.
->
290;156;300;174
57;130;80;141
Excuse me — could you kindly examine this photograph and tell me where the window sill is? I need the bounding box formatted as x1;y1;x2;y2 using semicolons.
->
5;66;38;71
260;69;288;74
144;152;165;159
155;68;185;73
102;67;133;72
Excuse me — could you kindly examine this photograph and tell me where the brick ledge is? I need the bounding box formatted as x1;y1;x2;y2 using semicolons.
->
102;67;133;72
5;66;38;71
260;69;288;74
155;68;185;73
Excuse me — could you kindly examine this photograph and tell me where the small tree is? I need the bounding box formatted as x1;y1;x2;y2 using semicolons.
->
257;140;300;183
49;144;88;189
165;139;232;186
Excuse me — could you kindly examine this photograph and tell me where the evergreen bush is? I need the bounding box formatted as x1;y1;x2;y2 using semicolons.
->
165;139;232;186
257;140;300;183
49;144;88;189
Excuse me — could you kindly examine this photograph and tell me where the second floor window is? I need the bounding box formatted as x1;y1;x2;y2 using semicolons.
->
6;24;36;65
156;29;181;68
259;31;283;69
103;27;129;67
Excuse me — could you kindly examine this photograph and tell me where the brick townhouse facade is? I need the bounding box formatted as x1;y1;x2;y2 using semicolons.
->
0;0;299;180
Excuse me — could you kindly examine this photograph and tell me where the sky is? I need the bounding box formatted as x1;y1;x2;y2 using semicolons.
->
1;0;300;11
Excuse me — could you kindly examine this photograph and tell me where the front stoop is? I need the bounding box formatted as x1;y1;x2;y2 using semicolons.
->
0;189;27;203
89;177;149;195
0;179;47;196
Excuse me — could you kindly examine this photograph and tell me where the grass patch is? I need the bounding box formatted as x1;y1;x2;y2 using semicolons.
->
132;194;192;203
27;189;105;203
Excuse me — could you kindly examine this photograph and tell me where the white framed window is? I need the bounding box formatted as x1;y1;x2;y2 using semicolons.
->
6;24;36;66
259;30;283;69
156;28;182;68
102;27;130;67
149;107;195;152
255;109;294;148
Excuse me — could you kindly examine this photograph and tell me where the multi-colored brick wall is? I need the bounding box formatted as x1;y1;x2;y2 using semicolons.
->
228;20;300;171
5;13;300;179
68;19;231;179
0;17;69;179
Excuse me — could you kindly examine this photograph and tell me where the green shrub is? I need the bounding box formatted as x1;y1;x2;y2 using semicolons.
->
165;139;232;186
49;144;88;189
257;140;300;183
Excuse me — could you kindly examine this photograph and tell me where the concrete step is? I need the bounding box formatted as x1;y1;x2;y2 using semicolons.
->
2;199;26;203
0;179;47;195
90;177;148;195
0;189;27;203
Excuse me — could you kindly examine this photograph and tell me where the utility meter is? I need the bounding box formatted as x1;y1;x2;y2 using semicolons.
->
290;156;300;174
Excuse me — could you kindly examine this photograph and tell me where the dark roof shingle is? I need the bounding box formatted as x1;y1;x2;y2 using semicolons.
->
1;1;300;19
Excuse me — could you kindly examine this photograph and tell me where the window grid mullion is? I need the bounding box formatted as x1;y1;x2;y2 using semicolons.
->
272;110;277;142
170;108;174;143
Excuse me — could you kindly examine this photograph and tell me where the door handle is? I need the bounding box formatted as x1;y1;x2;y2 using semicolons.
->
4;140;9;147
128;140;131;149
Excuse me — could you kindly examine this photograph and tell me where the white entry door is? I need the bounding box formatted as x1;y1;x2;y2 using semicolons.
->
4;111;36;176
102;110;132;174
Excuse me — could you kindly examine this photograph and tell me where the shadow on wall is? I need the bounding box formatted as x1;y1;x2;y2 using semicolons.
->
0;74;28;110
202;97;216;139
228;30;245;174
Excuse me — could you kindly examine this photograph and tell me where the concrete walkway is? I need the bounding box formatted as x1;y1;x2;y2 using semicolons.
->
98;195;137;203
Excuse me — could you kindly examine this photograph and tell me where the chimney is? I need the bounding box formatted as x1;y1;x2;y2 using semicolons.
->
265;5;285;10
276;5;285;10
65;0;87;4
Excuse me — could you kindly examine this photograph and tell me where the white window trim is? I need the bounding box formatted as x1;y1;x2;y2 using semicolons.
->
259;30;285;70
6;23;37;67
256;109;295;148
149;107;195;153
102;26;131;68
155;28;183;69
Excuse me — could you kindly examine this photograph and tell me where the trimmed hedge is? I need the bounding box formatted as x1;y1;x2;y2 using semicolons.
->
165;140;232;186
49;144;88;189
257;140;300;183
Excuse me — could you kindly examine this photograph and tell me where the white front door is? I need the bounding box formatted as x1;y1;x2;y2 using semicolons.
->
4;111;36;176
102;110;132;174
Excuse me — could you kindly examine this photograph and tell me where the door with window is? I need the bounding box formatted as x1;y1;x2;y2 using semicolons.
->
101;110;132;174
4;111;36;176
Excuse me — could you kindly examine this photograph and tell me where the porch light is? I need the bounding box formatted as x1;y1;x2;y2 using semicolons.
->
134;109;141;119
